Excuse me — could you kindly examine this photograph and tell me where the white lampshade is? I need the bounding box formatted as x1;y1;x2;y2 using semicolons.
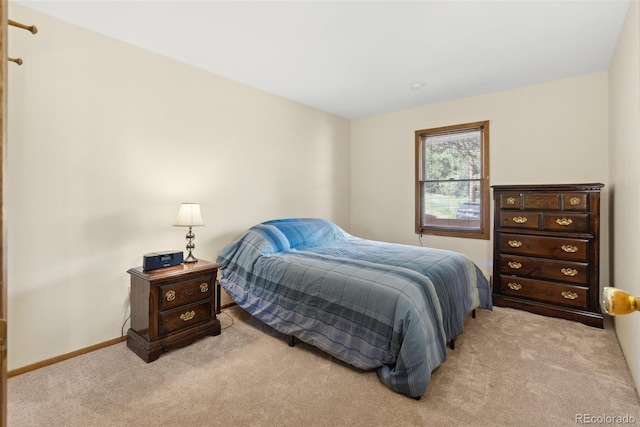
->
174;203;205;227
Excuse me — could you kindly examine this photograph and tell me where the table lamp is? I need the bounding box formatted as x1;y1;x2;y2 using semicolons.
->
174;203;205;263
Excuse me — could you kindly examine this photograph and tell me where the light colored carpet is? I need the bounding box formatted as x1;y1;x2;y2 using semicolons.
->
8;305;640;426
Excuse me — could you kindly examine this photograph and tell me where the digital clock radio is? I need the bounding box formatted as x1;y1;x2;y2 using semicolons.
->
143;250;184;271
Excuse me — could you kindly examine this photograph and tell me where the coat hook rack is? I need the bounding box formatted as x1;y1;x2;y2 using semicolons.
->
7;18;38;65
8;19;38;35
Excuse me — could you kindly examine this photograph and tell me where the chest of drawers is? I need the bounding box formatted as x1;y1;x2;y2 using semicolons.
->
492;183;604;328
127;260;221;362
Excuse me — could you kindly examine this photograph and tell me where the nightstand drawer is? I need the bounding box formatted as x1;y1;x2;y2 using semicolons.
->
159;275;213;310
159;300;212;336
499;276;588;309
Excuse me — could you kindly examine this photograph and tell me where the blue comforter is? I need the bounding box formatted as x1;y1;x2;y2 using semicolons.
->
217;218;492;398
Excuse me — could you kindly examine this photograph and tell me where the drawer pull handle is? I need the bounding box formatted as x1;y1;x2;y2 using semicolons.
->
507;282;522;291
570;197;581;206
561;245;578;253
508;240;523;248
561;268;578;277
180;310;196;321
506;197;516;205
200;282;209;293
561;291;579;300
556;218;573;226
165;290;176;302
512;216;527;224
508;261;522;269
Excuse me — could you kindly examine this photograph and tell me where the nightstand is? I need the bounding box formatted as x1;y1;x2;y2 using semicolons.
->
126;259;221;362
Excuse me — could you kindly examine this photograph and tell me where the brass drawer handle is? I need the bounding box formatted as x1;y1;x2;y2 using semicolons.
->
508;240;523;248
166;290;176;302
512;216;528;224
508;261;522;269
561;245;578;253
561;291;578;300
506;197;516;205
561;268;578;277
570;197;581;206
200;282;209;293
180;310;196;321
507;282;522;291
556;218;573;226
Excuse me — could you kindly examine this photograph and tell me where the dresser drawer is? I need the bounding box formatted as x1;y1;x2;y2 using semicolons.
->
499;233;589;261
159;274;213;310
562;193;588;212
523;193;560;211
499;193;522;210
159;300;212;336
499;255;588;285
498;212;539;229
542;213;589;233
498;275;588;309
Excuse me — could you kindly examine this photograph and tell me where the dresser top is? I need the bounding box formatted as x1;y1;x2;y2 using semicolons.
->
491;183;604;191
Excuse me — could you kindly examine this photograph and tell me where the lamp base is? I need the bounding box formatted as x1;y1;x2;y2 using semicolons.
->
184;251;198;263
183;226;198;263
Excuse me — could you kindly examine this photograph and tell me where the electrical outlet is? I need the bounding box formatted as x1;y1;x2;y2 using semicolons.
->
127;284;131;301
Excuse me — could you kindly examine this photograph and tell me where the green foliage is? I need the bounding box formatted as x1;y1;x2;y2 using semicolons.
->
423;135;481;198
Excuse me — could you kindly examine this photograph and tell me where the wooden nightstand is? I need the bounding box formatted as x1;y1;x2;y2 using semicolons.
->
126;259;221;362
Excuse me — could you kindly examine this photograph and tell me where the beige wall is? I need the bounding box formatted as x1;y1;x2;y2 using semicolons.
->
7;1;634;391
6;4;351;370
609;0;640;393
351;73;610;279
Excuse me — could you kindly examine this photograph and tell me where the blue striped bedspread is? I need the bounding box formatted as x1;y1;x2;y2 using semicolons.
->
217;218;492;398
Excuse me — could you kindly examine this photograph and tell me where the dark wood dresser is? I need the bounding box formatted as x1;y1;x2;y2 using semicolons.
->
492;183;604;328
127;260;221;362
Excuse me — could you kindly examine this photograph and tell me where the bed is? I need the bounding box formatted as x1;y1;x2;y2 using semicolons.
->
217;218;492;398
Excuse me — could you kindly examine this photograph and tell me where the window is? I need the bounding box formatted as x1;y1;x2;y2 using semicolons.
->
415;121;490;239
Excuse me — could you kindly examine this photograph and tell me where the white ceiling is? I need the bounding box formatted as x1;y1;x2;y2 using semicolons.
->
13;0;631;119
